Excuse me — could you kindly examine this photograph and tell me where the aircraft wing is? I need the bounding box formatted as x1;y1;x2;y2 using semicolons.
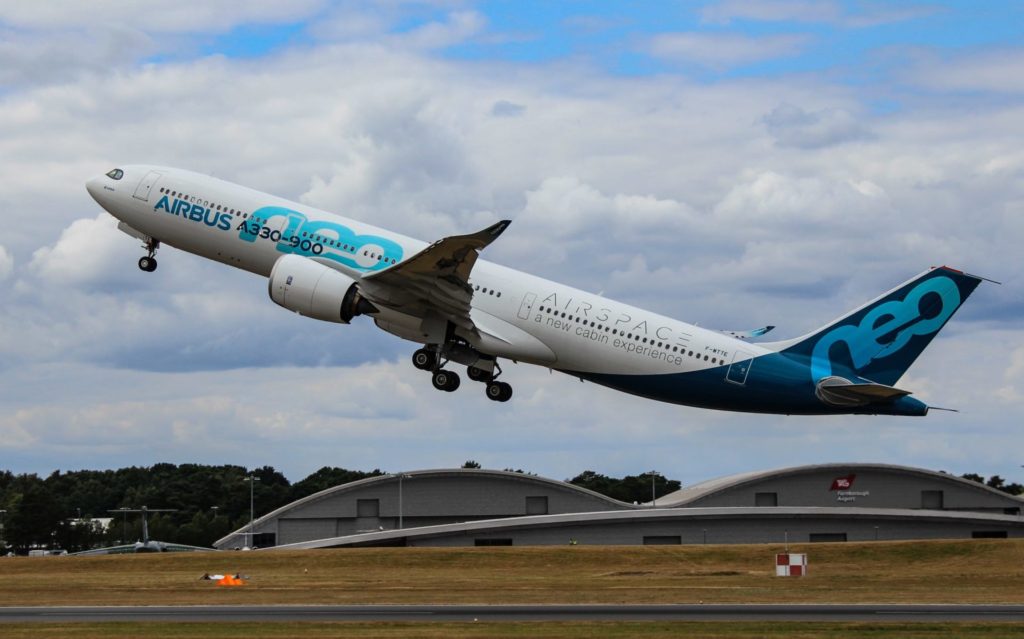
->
721;326;775;340
358;220;511;333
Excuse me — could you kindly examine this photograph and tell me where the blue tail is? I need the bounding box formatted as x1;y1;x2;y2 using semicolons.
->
773;267;984;386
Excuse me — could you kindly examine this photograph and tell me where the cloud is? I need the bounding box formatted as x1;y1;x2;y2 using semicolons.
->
0;25;155;87
647;32;809;69
491;100;526;117
763;102;868;148
701;0;843;25
28;214;139;289
906;48;1024;95
0;2;327;33
399;10;486;50
700;0;939;28
0;245;12;281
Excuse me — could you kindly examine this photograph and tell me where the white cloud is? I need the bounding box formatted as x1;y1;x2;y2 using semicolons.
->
995;345;1024;404
906;48;1024;94
701;0;843;25
0;245;12;281
28;214;138;287
399;10;486;50
647;32;810;69
0;2;327;33
700;0;939;28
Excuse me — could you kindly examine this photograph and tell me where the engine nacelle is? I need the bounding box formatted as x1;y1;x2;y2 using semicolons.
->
268;255;375;324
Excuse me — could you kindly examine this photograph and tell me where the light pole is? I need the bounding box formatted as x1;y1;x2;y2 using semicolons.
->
244;475;260;548
397;473;412;529
648;470;659;508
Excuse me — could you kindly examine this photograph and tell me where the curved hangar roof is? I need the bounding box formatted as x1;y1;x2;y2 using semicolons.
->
216;464;1024;550
215;468;632;549
654;462;1023;513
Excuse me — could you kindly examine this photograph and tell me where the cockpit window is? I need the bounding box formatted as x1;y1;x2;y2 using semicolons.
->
106;168;124;180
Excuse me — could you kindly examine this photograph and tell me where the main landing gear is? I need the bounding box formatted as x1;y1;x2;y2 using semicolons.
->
412;347;513;402
138;238;160;273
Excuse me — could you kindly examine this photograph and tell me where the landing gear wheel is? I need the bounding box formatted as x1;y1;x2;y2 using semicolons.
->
412;348;437;371
485;381;512;402
138;256;157;272
467;366;492;382
432;369;460;392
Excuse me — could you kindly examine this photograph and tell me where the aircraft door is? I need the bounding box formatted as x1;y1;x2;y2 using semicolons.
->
517;292;537;320
726;350;754;385
132;170;163;202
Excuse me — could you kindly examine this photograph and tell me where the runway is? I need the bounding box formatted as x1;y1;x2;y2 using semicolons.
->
3;604;1024;623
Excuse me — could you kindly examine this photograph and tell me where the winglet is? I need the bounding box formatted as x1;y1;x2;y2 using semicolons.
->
475;219;511;247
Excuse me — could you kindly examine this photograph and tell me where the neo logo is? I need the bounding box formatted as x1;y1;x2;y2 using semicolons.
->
810;275;961;381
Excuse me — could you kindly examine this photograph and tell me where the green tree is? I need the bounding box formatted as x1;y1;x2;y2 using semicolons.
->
3;474;63;552
568;470;681;504
290;467;385;501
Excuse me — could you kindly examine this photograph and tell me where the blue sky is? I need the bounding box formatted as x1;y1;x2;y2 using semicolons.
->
0;0;1022;485
190;1;1024;80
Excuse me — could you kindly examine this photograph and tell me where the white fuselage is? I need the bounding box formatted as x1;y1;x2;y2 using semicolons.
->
86;165;764;382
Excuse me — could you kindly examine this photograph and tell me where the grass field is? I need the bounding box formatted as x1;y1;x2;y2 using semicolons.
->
1;539;1023;607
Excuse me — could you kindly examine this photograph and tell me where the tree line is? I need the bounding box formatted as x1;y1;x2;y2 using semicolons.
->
0;462;685;553
0;464;384;554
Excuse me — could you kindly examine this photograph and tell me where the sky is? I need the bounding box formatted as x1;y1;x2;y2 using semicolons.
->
1;0;1022;488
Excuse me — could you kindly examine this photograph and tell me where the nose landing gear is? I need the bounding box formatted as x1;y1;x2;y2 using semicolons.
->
138;238;160;272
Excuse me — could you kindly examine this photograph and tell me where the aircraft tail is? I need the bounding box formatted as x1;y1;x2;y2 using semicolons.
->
767;266;985;386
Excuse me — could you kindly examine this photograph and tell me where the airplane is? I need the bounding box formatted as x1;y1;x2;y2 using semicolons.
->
86;165;988;416
74;506;209;555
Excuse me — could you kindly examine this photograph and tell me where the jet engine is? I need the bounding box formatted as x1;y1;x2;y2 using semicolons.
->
268;255;376;323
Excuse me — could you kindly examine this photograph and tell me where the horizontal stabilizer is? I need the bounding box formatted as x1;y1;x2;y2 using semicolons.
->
815;376;911;407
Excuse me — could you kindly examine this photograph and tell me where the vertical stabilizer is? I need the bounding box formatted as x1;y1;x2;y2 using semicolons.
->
770;267;984;386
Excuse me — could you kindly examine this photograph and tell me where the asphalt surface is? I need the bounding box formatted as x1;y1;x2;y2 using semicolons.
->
3;604;1024;623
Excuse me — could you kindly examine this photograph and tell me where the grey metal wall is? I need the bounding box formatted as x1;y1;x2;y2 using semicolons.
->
407;514;1024;547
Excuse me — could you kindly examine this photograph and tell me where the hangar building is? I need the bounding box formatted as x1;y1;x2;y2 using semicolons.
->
214;464;1024;550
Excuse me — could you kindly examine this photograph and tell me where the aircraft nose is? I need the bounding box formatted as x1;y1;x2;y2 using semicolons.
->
85;175;103;203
